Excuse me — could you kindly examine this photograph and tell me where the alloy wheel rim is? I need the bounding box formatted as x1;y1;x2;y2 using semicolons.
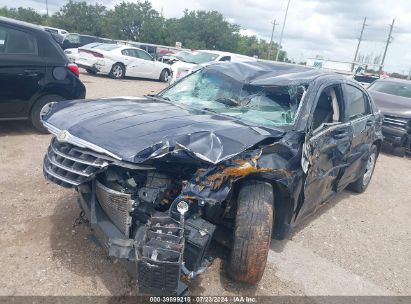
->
363;152;376;187
113;66;122;78
40;102;55;120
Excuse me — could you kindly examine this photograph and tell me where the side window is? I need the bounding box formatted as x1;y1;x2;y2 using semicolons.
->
65;34;80;43
137;50;153;61
121;49;132;56
219;56;231;62
312;85;343;131
344;84;370;120
0;25;37;54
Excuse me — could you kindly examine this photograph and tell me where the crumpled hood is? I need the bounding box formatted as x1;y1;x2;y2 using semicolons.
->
370;90;411;118
43;97;284;164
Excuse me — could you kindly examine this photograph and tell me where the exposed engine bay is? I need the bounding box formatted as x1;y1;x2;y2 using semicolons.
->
77;165;217;295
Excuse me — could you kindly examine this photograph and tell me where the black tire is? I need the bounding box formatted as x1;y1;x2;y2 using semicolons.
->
86;69;96;74
227;180;274;284
30;94;65;133
159;69;170;82
347;145;378;193
109;63;125;79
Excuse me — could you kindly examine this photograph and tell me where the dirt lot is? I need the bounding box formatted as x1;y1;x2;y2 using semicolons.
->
0;72;410;297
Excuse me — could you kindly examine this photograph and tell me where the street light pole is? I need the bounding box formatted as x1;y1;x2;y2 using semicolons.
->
275;0;291;61
351;17;367;72
267;19;278;59
46;0;49;17
379;18;395;75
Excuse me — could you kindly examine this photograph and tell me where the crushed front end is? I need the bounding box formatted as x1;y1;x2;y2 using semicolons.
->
43;137;218;295
381;115;411;155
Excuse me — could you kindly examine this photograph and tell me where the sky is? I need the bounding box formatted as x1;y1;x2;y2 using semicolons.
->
2;0;411;73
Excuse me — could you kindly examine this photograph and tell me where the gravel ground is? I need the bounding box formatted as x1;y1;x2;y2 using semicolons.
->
0;72;410;297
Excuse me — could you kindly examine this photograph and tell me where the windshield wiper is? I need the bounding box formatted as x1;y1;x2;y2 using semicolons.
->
215;97;240;107
146;94;170;101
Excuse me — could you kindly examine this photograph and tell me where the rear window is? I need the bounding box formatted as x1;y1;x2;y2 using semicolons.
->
0;25;37;54
94;44;119;51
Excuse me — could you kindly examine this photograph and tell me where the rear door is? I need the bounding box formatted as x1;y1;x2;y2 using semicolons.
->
120;49;143;77
0;24;45;118
336;83;375;190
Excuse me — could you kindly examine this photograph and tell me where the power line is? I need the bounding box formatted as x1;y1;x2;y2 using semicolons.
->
379;18;395;75
351;17;367;72
267;19;279;59
276;0;291;61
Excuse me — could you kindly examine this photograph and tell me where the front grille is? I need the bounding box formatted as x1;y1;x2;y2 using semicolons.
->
383;115;409;129
43;137;112;188
96;181;134;237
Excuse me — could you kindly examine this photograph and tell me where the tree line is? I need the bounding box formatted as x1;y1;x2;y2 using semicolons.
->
0;0;287;61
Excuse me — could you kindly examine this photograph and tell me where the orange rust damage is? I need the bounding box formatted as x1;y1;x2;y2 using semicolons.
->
205;160;272;190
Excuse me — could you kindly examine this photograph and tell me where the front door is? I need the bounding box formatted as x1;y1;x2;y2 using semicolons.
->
0;25;45;118
301;83;353;217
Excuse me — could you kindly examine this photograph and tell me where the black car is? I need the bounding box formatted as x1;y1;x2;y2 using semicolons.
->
42;61;383;295
62;33;114;50
0;17;86;133
368;78;411;156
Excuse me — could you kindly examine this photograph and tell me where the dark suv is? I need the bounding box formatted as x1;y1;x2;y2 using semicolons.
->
0;17;86;132
42;61;383;295
62;33;114;50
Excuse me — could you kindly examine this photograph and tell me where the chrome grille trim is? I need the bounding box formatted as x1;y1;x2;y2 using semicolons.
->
96;181;134;237
43;138;112;188
42;121;122;160
383;116;409;129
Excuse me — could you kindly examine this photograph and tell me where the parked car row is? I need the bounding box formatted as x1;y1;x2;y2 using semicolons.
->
75;43;171;81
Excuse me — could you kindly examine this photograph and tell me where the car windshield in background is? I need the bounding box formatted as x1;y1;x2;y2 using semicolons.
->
182;52;219;64
93;44;119;51
369;81;411;98
160;69;306;127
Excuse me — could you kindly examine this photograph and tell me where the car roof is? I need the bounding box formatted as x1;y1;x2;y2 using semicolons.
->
0;16;47;35
203;61;335;86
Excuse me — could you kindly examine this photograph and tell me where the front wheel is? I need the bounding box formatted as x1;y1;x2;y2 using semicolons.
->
347;145;378;193
227;180;274;284
109;63;125;79
159;69;170;82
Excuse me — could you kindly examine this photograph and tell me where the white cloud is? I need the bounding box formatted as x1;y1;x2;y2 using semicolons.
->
1;0;410;72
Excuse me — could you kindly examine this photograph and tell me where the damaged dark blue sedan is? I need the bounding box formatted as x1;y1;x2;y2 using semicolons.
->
41;61;383;295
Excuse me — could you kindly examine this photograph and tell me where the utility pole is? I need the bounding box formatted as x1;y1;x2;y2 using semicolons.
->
379;18;395;75
46;0;49;17
351;17;367;72
275;0;291;62
267;19;279;59
407;67;411;80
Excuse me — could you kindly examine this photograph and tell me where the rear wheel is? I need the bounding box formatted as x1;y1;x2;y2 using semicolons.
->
347;145;378;193
227;180;274;284
159;69;170;82
109;63;125;79
30;94;65;133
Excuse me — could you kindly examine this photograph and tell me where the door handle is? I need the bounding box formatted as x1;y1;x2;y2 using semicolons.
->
333;129;348;139
366;119;373;126
23;69;40;76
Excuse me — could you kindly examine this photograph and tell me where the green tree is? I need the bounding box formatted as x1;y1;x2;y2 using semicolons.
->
103;1;164;42
49;1;107;36
0;6;46;25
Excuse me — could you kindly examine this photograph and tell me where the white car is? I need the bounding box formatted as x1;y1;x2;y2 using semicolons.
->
64;42;106;63
75;44;172;81
170;50;256;82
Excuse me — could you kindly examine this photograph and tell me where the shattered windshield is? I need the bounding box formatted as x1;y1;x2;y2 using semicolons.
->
160;68;306;127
